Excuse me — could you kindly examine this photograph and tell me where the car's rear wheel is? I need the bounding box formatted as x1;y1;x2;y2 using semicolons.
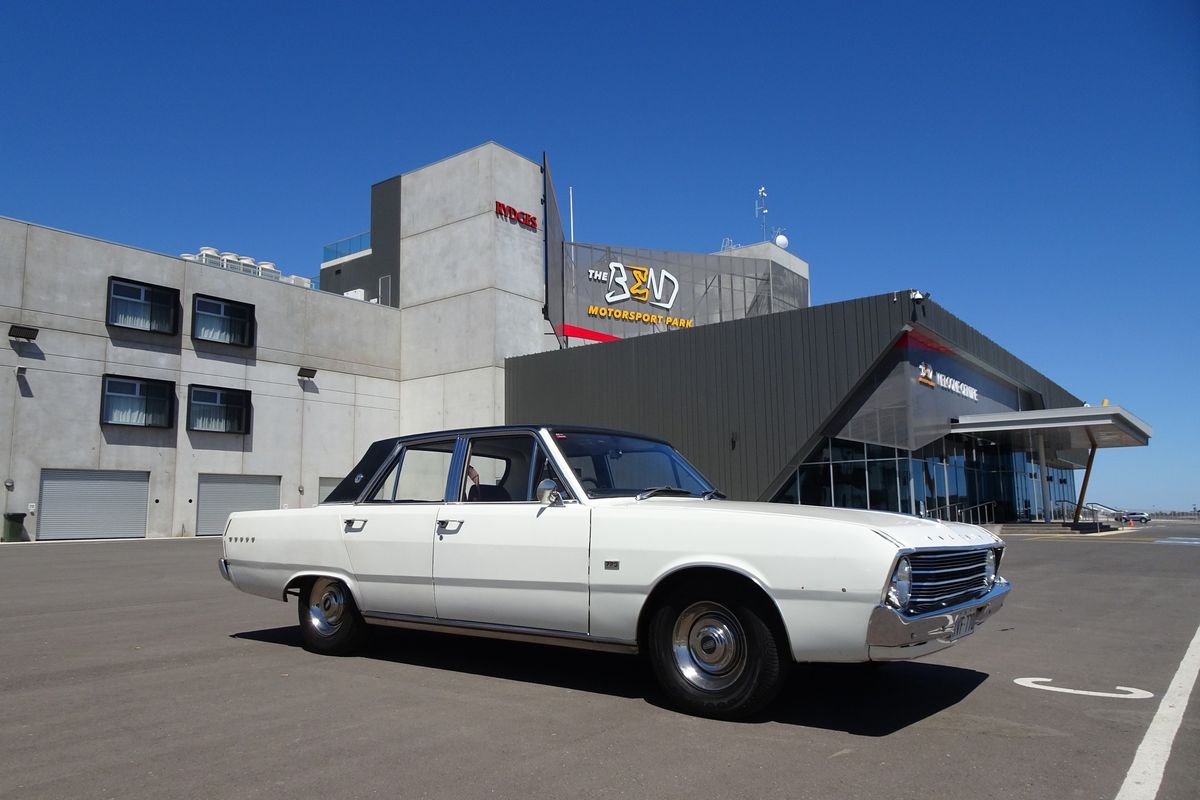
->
647;586;787;719
298;576;365;655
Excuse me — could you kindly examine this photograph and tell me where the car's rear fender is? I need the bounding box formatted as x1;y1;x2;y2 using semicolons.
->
222;507;356;603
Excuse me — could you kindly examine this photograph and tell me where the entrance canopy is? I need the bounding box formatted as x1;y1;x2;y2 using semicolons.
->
951;406;1151;465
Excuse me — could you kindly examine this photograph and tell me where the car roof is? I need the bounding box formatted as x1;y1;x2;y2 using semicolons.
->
371;424;672;449
320;424;677;505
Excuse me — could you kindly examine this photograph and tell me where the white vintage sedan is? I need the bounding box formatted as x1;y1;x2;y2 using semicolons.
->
219;425;1009;719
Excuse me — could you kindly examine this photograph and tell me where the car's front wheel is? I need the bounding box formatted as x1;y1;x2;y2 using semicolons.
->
298;576;366;655
647;586;787;719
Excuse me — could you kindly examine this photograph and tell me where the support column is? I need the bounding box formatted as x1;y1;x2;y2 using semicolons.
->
1074;445;1097;524
1036;433;1052;524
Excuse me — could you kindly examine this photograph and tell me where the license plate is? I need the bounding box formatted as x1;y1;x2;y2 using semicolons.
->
950;610;976;641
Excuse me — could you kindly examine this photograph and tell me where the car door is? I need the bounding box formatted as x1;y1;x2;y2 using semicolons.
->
433;432;590;633
340;437;457;617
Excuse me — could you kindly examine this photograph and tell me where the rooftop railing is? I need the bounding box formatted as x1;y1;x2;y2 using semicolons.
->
322;232;370;263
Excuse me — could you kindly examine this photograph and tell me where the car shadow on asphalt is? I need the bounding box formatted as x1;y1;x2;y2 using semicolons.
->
769;662;989;735
233;626;987;734
234;625;650;698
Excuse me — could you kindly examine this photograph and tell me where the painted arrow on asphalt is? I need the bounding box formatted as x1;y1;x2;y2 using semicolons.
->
1014;677;1154;699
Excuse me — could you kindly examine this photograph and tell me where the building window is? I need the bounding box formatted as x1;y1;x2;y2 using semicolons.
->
192;295;254;346
107;278;179;334
101;375;174;428
187;385;251;434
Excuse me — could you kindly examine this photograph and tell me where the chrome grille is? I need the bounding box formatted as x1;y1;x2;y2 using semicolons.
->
908;549;991;614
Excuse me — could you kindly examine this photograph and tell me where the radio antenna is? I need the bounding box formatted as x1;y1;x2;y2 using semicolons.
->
754;186;768;242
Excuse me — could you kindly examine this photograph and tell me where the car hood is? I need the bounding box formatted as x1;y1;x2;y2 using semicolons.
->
591;497;1002;550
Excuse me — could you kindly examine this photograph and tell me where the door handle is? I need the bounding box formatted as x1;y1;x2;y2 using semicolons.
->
437;519;464;534
343;518;367;530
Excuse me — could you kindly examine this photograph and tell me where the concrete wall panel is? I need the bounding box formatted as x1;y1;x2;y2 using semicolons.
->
399;212;494;308
494;291;552;364
491;146;542;212
300;394;356;507
355;374;401;410
0;367;16;517
353;405;401;463
301;289;401;378
0;218;27;311
105;337;181;376
23;227;181;330
443;367;500;429
490;146;545;303
10;371;105;536
399;375;444;435
400;145;493;238
492;218;545;303
180;346;249;386
400;291;495;380
240;391;302;508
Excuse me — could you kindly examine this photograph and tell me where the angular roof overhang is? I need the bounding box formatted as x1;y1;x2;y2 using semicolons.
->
951;405;1152;452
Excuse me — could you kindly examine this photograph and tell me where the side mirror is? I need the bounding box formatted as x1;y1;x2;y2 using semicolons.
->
536;479;563;507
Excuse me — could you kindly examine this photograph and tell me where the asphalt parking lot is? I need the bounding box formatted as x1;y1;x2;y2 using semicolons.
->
3;522;1198;800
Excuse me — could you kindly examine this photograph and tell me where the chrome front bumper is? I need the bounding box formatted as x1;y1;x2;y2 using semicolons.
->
866;579;1010;660
218;558;232;582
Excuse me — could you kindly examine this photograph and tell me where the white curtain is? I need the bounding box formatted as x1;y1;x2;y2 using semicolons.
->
104;395;168;426
191;403;242;432
111;297;151;330
195;311;246;344
105;394;146;425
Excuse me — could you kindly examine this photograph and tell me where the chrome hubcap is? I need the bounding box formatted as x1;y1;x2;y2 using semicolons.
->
671;601;746;691
307;577;347;637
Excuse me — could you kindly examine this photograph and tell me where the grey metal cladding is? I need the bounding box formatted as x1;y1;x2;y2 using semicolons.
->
505;291;1079;501
320;176;402;305
370;176;402;285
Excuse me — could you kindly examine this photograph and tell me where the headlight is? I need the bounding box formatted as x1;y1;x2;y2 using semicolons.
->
886;557;911;609
984;549;997;588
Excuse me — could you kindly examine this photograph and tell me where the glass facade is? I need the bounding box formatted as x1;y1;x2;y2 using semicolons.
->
773;435;1078;523
767;327;1081;523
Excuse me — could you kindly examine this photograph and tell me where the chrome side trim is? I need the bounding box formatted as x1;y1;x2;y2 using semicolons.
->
361;611;639;655
432;576;589;593
866;578;1010;649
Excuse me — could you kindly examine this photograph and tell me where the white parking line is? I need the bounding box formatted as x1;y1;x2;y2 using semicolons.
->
1114;619;1200;800
1153;538;1200;546
1013;677;1153;699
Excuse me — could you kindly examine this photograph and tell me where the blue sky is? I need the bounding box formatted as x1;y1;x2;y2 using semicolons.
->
2;1;1197;509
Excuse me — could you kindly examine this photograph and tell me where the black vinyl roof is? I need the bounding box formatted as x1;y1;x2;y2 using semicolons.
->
321;424;673;504
366;424;671;450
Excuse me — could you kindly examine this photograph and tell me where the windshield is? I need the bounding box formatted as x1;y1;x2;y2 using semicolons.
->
549;430;714;498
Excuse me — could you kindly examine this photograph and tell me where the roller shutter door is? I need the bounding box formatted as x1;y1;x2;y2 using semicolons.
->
196;474;280;535
37;469;149;540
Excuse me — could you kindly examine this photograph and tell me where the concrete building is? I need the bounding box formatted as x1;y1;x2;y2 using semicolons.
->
0;217;403;540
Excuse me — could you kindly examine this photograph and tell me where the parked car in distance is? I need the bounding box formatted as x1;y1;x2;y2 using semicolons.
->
219;425;1010;719
1117;511;1151;523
